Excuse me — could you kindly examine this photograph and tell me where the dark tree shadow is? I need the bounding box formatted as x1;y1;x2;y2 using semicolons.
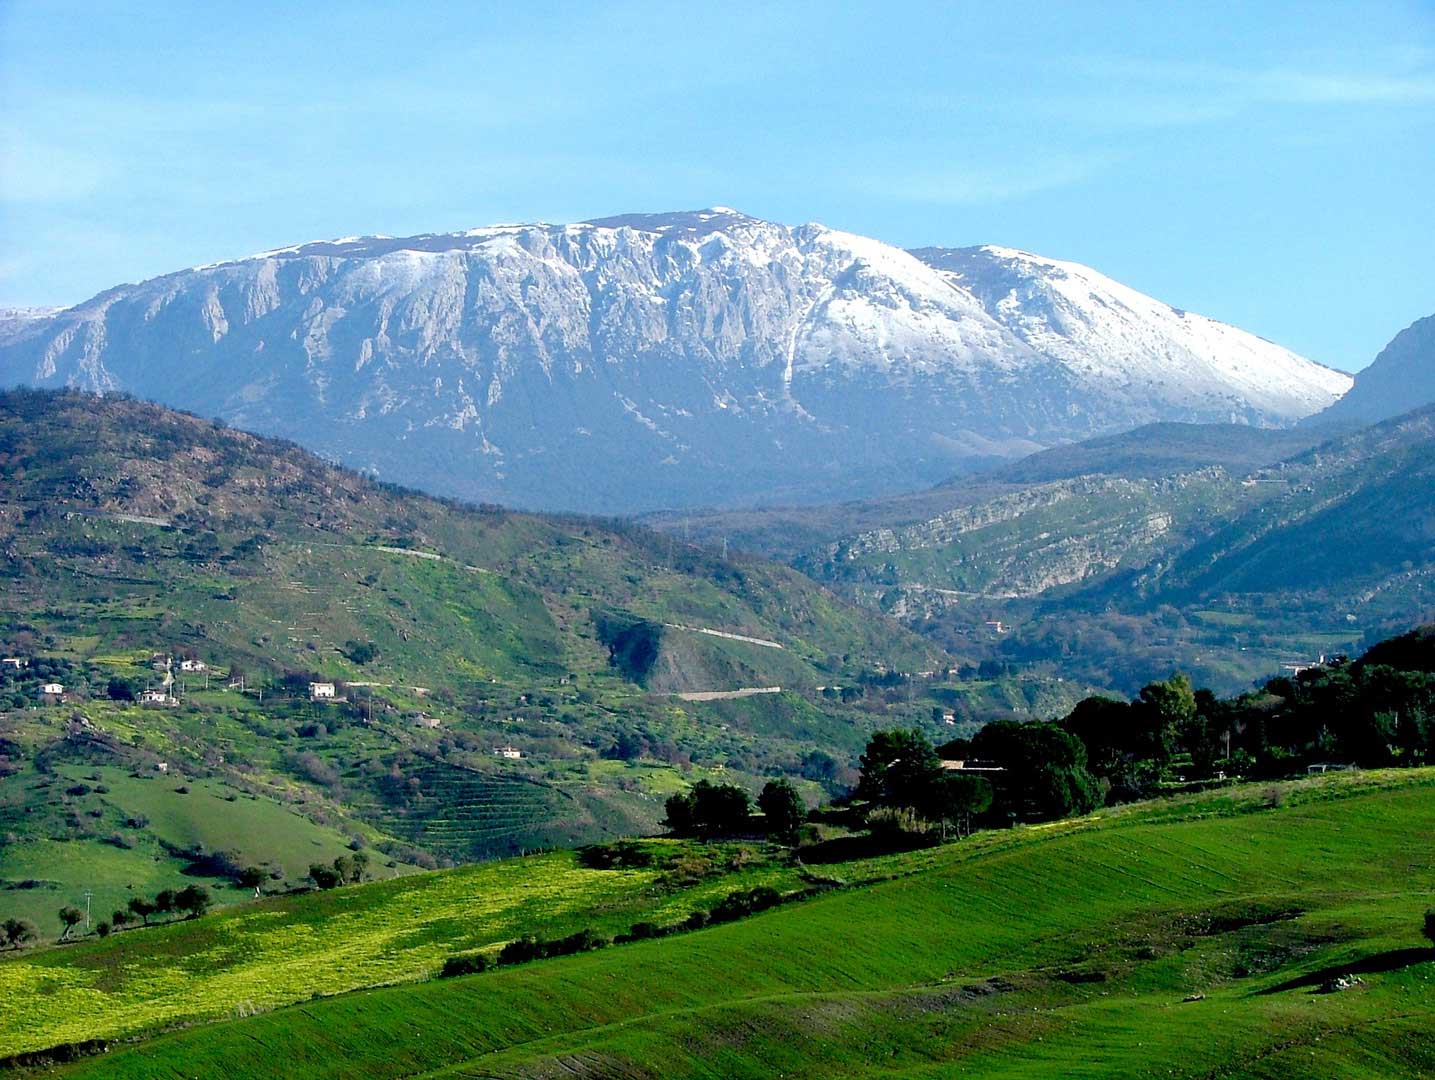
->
1256;947;1435;995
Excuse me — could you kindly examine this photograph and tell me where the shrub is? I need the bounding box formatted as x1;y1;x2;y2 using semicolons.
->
497;935;543;966
546;928;608;957
710;886;783;924
440;953;490;978
866;806;937;845
576;840;653;870
1424;909;1435;948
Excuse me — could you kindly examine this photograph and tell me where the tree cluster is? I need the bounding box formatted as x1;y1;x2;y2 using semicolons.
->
663;779;808;843
857;729;1000;836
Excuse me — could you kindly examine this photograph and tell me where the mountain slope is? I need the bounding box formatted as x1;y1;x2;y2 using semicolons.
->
1;389;981;891
1312;312;1435;426
822;405;1435;691
0;210;1349;512
646;420;1342;564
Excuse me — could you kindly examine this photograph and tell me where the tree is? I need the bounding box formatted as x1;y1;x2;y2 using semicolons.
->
858;729;943;809
1137;674;1197;768
972;720;1102;822
2;918;36;950
344;640;377;665
106;676;137;701
1424;909;1435;949
332;855;356;885
95;921;111;938
238;866;266;899
110;909;130;931
928;773;994;839
351;851;371;882
154;889;177;918
308;863;341;889
662;790;695;836
663;780;752;839
58;905;83;941
127;896;156;926
175;884;211;919
757;779;807;843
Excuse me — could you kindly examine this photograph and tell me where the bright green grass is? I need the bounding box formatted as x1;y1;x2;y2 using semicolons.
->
0;838;177;933
0;838;817;1057
51;768;1435;1079
0;761;401;936
71;764;374;878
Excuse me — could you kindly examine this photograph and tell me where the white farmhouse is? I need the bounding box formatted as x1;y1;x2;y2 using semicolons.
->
41;682;65;696
310;682;337;700
494;745;522;759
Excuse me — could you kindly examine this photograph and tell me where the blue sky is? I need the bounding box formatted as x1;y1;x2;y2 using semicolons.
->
1;1;1431;372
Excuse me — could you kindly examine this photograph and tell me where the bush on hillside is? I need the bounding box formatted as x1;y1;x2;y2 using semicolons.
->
709;886;783;925
439;953;490;978
576;840;652;870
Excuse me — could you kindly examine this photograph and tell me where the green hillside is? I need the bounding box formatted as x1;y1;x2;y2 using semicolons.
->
0;390;1098;927
19;768;1433;1079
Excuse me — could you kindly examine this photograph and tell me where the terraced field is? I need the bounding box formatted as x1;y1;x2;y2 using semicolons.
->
365;761;657;859
9;769;1432;1078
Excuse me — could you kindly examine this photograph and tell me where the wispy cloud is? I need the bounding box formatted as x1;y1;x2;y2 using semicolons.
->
1062;53;1435;124
1257;68;1435;104
854;156;1108;207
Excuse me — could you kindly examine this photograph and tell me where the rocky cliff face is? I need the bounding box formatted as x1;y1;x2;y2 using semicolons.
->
0;209;1350;512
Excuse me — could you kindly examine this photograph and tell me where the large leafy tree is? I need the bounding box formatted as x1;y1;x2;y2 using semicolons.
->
664;780;752;839
858;729;943;809
757;779;806;844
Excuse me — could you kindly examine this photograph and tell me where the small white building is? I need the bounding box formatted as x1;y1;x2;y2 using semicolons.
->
1;657;25;670
179;658;208;672
310;682;337;700
140;688;174;705
414;715;441;729
41;682;65;696
494;745;522;759
940;759;1006;773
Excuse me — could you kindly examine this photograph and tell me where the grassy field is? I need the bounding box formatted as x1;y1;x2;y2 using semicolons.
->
0;836;833;1058
7;768;1431;1077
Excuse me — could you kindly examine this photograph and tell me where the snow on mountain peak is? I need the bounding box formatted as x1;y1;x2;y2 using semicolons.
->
0;210;1353;512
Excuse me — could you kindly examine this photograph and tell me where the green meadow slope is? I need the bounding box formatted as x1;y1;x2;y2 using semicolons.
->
25;768;1435;1079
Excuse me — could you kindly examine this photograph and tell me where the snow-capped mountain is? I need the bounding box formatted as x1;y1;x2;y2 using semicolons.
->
914;246;1351;422
0;209;1351;512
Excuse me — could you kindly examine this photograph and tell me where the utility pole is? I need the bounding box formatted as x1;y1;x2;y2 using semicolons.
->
83;890;92;931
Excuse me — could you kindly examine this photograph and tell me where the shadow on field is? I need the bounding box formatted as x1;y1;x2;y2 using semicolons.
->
797;833;934;864
1256;946;1435;995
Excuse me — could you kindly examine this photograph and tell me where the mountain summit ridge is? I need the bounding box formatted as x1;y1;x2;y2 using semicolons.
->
0;209;1350;512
